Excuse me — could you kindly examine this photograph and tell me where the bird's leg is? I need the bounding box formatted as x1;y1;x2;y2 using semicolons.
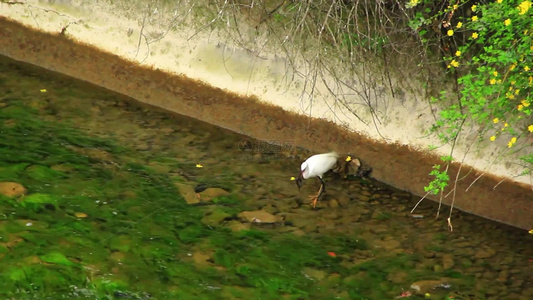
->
309;177;326;208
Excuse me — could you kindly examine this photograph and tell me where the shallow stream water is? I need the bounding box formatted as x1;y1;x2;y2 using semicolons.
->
0;55;531;299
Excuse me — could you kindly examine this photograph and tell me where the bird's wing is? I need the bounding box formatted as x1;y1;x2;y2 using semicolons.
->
307;152;339;177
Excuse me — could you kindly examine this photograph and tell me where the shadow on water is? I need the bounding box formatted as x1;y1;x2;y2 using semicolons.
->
0;55;531;299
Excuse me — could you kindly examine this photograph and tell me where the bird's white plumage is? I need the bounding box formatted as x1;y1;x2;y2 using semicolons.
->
300;152;339;179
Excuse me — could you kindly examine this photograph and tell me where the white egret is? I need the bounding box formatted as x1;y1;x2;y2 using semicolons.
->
296;152;339;208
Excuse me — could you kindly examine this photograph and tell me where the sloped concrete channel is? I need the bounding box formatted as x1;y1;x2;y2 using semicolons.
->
0;17;531;230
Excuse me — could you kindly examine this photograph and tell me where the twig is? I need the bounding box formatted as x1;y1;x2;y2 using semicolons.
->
466;172;484;192
410;191;432;214
447;162;463;231
493;178;506;190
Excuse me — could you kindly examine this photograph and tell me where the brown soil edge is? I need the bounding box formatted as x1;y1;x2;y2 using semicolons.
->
0;17;531;229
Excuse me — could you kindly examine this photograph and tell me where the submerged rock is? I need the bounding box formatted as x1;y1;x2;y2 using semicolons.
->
175;182;200;205
0;182;27;197
67;146;113;162
302;267;326;281
442;253;455;270
238;210;283;224
387;271;408;284
192;252;213;268
410;279;452;295
202;209;231;226
199;188;230;202
225;220;251;232
475;246;497;259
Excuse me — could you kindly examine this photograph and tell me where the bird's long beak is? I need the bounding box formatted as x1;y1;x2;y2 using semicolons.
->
296;171;304;190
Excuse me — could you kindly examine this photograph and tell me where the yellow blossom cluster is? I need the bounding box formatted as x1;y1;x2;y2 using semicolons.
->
490;71;498;85
518;1;531;15
408;0;420;7
508;137;517;148
448;59;459;68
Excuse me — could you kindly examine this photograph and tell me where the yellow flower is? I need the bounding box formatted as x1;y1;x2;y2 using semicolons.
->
40;89;47;93
472;5;477;11
493;118;499;124
497;0;503;3
507;94;515;99
510;64;517;71
515;89;520;95
504;123;509;127
490;78;496;85
490;136;496;141
518;104;524;111
456;22;463;29
518;1;532;15
196;164;203;168
450;60;459;67
528;125;533;132
511;81;516;85
529;229;533;234
522;100;530;107
290;176;296;181
493;71;498;77
472;32;479;39
346;156;352;162
453;4;458;10
525;66;531;71
455;51;461;57
409;0;420;7
447;29;454;36
472;16;478;21
504;19;511;26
